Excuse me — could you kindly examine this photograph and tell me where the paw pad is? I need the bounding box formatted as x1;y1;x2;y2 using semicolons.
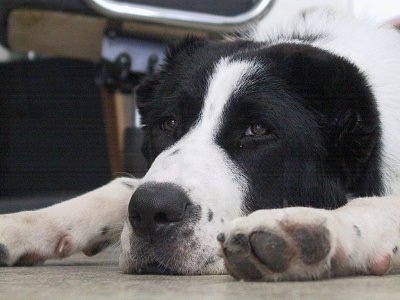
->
283;224;331;265
250;231;293;272
221;233;262;280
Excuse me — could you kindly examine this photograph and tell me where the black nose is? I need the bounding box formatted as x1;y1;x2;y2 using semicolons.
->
128;182;191;239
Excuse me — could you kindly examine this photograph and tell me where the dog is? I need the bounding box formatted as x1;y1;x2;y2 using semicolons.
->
1;9;400;281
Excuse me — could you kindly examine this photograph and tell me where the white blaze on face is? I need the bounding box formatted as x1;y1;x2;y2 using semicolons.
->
201;58;257;135
142;57;258;223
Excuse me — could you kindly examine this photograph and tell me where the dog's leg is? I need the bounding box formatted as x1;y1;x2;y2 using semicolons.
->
218;196;400;281
0;177;137;266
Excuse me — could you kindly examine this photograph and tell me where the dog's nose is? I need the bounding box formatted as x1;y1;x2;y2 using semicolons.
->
128;182;191;239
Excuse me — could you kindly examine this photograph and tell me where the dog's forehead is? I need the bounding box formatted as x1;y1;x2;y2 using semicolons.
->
198;57;259;136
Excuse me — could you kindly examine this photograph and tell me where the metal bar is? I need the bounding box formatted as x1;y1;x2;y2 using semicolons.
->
83;0;274;32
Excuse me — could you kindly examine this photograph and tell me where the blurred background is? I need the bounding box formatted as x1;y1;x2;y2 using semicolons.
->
0;0;399;212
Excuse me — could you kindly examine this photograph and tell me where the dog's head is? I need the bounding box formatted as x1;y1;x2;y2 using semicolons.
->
119;37;382;275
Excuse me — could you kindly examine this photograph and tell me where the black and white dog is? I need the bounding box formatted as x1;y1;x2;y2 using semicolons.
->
1;10;400;281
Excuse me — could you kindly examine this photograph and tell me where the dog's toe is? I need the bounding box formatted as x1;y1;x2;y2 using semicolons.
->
221;233;263;280
225;233;250;254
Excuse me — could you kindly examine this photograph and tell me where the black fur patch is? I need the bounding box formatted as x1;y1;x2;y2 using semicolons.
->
208;209;214;222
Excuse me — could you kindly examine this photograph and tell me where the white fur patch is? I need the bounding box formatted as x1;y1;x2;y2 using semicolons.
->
201;58;259;135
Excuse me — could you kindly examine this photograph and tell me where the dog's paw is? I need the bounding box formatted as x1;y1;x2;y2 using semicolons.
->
0;213;73;266
218;207;340;281
0;215;25;266
0;214;44;266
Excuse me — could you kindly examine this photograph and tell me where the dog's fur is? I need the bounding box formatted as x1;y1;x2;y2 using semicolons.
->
1;10;400;281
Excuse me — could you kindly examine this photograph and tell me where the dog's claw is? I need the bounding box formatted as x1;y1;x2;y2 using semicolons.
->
216;233;225;243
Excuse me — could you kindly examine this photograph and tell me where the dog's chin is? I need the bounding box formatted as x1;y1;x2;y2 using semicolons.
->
119;223;226;275
119;249;226;275
131;258;225;275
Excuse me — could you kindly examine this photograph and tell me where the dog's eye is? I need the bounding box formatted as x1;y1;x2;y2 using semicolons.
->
160;117;177;132
245;123;268;136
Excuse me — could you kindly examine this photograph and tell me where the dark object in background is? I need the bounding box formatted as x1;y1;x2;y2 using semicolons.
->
0;58;110;196
123;127;147;178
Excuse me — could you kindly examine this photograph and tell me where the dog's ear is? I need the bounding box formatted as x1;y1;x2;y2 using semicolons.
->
165;35;208;62
269;43;381;192
136;36;208;118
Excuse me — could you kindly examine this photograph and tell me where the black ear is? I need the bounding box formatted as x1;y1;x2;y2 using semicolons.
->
136;36;207;118
165;35;208;62
329;107;381;193
269;43;382;194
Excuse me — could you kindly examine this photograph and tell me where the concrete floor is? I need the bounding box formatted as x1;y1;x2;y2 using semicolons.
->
1;249;400;300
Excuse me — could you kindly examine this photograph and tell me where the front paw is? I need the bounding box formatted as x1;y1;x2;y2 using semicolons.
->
218;208;339;281
0;214;43;266
0;213;73;266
